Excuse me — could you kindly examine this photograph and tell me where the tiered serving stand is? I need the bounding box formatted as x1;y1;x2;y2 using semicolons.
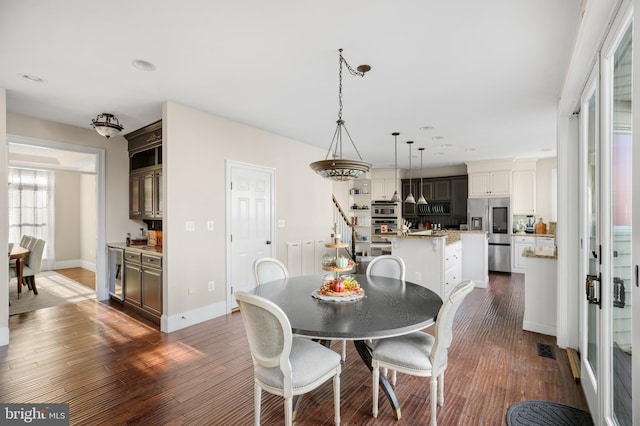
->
323;236;355;278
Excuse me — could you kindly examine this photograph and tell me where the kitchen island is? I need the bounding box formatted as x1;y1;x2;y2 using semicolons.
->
522;246;557;336
387;230;487;298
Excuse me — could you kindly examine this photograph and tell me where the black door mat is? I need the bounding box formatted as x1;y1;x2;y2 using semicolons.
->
507;400;594;426
537;343;556;359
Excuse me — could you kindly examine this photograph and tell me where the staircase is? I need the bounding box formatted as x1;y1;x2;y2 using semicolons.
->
332;195;356;261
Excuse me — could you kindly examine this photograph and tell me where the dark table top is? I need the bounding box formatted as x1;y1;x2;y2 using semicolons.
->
250;274;443;340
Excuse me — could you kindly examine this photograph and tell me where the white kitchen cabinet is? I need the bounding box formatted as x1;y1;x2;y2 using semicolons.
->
512;170;536;214
371;178;398;201
443;241;462;297
536;236;555;247
512;235;536;273
302;240;315;275
392;236;462;299
468;171;511;198
461;232;488;288
523;254;557;336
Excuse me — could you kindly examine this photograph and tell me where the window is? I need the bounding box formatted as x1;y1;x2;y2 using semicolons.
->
8;168;55;270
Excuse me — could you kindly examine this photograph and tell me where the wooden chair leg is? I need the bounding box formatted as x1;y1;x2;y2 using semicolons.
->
31;276;38;295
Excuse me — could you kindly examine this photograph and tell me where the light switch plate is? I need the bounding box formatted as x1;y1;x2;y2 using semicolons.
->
207;221;214;231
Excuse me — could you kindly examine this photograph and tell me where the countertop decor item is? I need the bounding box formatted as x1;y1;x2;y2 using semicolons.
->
90;113;124;138
309;49;372;181
535;218;547;234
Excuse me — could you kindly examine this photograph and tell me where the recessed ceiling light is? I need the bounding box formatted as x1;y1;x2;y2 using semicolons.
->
465;148;476;152
441;143;453;148
540;148;553;152
132;59;156;71
19;73;45;83
435;152;445;156
432;136;444;140
419;126;433;131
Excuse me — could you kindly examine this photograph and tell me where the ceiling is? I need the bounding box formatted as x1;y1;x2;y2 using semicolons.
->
0;0;583;170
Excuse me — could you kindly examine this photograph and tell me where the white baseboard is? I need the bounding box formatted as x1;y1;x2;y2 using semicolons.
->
161;301;228;333
523;321;557;337
474;280;488;289
54;260;96;272
0;326;9;347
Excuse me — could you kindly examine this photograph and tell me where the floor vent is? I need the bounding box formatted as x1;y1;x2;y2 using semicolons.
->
537;343;556;359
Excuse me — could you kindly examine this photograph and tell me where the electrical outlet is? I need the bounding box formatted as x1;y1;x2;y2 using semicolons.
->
208;281;215;291
415;272;422;281
186;221;195;232
207;221;214;231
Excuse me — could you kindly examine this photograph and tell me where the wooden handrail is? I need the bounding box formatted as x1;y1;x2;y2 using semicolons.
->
332;195;352;227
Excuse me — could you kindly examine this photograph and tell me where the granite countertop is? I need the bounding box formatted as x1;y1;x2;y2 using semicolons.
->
384;230;486;245
512;233;556;238
522;246;557;259
107;242;163;255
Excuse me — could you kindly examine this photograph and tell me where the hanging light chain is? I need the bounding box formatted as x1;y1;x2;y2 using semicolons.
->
420;148;424;190
337;49;368;122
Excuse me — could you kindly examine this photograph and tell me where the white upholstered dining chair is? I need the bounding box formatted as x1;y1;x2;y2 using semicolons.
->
363;254;406;368
9;237;45;295
253;257;289;287
365;255;406;281
371;280;474;426
235;291;342;426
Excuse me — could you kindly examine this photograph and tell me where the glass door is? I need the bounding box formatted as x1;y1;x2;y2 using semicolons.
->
580;8;633;424
606;22;632;426
579;67;600;418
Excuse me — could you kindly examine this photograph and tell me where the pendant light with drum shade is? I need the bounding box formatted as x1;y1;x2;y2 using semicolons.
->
404;141;415;204
416;147;428;205
309;49;372;181
390;132;401;202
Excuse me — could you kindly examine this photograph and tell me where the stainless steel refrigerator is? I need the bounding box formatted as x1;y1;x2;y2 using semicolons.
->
467;197;511;272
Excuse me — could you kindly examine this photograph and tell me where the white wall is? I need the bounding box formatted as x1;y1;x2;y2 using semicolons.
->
54;171;81;265
163;101;334;329
535;157;557;224
80;174;97;270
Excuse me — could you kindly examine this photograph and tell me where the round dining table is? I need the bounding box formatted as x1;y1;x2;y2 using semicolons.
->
251;273;443;420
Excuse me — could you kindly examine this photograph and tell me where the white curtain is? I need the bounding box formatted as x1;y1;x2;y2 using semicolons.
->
8;168;56;270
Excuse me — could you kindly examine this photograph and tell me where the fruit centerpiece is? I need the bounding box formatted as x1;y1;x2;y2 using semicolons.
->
318;276;364;297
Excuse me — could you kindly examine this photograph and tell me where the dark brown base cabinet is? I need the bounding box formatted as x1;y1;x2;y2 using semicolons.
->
124;250;163;324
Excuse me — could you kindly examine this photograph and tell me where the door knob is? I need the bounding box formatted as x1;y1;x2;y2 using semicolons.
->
266;240;272;245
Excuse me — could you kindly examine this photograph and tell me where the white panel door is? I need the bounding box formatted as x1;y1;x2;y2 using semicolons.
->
228;162;274;309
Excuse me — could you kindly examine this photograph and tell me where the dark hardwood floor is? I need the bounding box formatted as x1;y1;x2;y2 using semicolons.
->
1;271;588;425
